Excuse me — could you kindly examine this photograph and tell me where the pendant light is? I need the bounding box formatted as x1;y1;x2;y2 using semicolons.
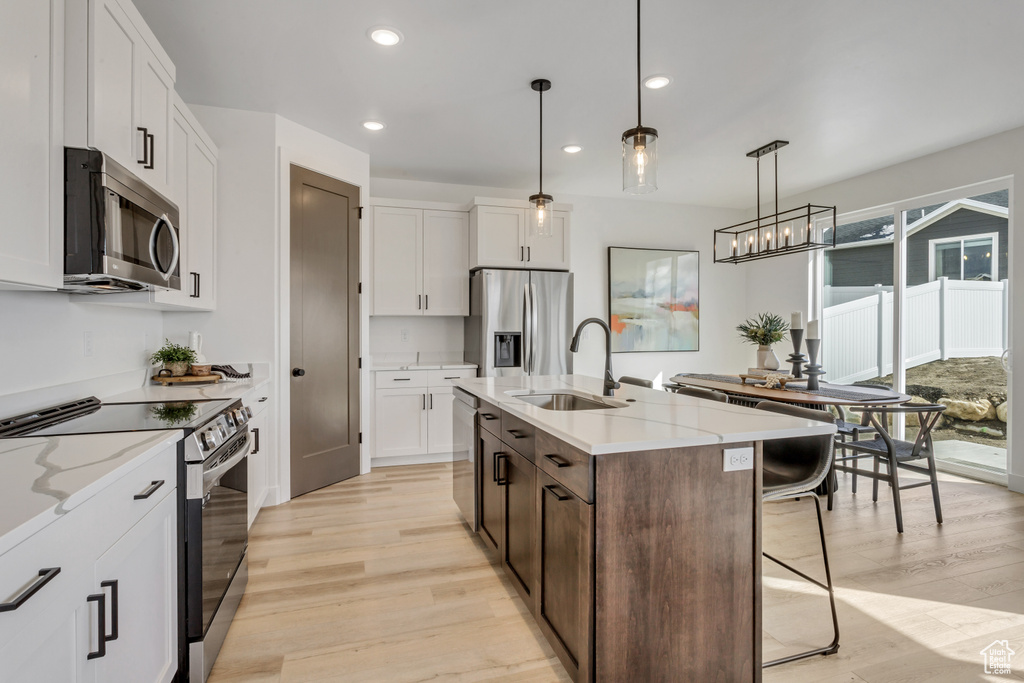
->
622;0;658;194
529;78;553;237
713;140;837;264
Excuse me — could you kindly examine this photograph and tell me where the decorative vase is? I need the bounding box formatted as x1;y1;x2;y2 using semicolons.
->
164;361;189;377
757;345;780;371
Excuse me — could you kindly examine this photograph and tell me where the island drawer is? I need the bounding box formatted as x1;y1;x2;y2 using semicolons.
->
535;430;593;503
478;398;502;437
500;411;535;462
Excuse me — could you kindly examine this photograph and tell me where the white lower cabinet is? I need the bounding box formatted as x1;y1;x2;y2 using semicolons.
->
373;368;475;464
247;407;269;528
0;443;177;683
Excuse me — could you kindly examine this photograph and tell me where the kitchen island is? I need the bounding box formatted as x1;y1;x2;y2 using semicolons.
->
452;375;836;683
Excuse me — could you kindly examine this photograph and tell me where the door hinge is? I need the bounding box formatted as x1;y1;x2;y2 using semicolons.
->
358;357;362;369
359;432;363;444
358;282;362;294
357;206;364;220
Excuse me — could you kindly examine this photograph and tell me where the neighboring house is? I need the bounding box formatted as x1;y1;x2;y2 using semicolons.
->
825;190;1009;287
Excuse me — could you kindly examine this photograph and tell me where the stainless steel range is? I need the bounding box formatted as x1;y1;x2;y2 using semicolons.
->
0;395;253;682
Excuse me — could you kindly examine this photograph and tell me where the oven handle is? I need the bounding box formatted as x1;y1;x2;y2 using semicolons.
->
203;432;252;493
148;214;180;282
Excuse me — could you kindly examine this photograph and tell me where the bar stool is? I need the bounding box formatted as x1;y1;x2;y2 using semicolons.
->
663;384;729;402
618;376;654;388
755;400;840;667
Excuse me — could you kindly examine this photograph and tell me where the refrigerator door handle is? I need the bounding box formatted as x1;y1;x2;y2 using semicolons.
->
523;282;532;375
530;282;539;374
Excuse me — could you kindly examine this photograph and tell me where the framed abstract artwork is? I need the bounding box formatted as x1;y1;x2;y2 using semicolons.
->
607;246;699;352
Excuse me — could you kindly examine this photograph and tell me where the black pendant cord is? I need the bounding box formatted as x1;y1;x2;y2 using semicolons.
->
539;87;543;195
636;0;642;128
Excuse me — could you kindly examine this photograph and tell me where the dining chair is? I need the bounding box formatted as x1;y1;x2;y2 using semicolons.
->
618;375;654;389
832;403;946;533
754;400;840;667
830;384;888;498
662;384;729;402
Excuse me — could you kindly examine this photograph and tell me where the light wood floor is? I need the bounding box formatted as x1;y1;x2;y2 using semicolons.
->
209;463;1024;682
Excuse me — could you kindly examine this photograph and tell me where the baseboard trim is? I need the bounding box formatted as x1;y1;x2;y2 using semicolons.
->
1009;472;1024;494
372;452;454;468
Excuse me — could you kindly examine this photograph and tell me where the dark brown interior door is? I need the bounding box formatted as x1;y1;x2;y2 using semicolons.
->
289;165;360;497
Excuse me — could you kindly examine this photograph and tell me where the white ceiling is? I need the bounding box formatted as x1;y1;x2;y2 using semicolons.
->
133;0;1024;208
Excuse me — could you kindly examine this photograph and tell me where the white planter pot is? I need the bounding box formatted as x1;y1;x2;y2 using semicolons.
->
757;345;780;371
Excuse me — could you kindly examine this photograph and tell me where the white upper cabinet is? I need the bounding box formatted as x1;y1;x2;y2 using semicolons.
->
0;0;64;290
86;0;175;200
470;206;526;269
371;205;469;316
470;201;571;271
422;210;469;315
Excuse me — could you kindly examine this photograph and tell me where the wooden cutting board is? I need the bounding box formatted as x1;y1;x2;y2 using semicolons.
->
151;373;222;387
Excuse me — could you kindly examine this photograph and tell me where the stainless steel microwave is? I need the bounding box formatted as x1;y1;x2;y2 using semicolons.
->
64;147;181;293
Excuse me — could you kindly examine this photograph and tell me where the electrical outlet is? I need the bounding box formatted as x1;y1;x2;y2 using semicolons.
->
723;447;753;472
84;331;94;358
400;329;410;343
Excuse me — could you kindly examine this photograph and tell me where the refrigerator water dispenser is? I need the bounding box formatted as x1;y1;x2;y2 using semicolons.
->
494;332;522;368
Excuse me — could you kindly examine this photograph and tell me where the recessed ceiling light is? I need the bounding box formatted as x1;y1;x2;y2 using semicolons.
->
644;75;672;90
562;145;583;154
362;120;385;131
368;27;403;46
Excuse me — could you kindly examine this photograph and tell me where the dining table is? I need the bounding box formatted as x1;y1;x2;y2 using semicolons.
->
667;373;911;409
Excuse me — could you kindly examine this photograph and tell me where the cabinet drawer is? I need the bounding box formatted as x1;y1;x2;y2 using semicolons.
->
90;443;177;536
427;368;477;386
375;370;430;388
535;430;593;503
478;398;502;437
500;411;535;463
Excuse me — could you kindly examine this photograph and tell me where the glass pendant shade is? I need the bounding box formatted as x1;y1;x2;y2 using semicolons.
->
530;193;553;237
622;126;658;194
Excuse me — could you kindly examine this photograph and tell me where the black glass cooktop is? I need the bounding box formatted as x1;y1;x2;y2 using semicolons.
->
0;398;233;437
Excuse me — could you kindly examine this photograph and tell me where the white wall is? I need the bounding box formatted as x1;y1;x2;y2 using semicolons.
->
0;291;161;398
742;124;1023;492
369;317;464;354
161;106;371;504
371;177;750;386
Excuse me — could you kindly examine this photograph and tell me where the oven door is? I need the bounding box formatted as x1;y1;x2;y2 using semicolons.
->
186;429;249;640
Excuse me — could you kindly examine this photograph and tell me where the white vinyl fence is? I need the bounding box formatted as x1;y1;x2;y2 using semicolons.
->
822;278;1009;383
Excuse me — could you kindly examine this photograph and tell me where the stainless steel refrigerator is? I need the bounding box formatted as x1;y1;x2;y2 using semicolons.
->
465;269;574;377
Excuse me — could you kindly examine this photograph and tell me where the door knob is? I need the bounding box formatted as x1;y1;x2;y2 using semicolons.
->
292;368;306;377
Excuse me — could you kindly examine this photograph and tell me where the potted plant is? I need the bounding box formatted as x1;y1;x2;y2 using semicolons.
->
150;339;198;377
737;312;790;370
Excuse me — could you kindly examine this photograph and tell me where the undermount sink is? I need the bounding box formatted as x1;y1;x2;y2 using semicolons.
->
515;392;623;411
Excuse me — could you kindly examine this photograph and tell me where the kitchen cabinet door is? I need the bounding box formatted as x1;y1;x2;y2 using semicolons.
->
372;207;422;315
503;448;537;606
184;133;217;309
0;0;63;290
374;387;429;458
471;206;526;269
247;411;268;528
135;42;173;197
0;604;89;683
89;0;136;170
422;210;469;315
426;386;456;454
90;492;177;683
478;427;503;554
536;469;594;682
151;104;191;308
526;211;570;271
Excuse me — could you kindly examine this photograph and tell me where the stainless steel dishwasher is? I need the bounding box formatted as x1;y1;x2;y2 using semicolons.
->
452;387;479;531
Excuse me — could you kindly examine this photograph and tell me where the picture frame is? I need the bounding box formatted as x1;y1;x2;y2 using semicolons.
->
607;246;699;353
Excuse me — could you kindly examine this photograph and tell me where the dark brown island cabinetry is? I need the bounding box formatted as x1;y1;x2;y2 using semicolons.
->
469;401;762;683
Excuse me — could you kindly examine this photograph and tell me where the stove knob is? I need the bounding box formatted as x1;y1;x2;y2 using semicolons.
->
243;406;253;420
217;424;228;439
201;430;217;451
232;409;247;425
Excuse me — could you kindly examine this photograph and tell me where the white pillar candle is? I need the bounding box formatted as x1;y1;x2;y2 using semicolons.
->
807;319;819;340
791;312;803;330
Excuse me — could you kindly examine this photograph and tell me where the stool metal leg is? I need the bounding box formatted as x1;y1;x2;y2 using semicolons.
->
763;495;840;668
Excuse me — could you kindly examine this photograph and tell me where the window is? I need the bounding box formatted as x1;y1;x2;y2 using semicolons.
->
928;233;997;281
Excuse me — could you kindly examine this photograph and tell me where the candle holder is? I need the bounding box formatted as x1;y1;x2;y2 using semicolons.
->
787;328;807;378
803;338;824;391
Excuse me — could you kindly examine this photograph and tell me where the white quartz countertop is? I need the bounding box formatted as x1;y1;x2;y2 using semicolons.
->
453;375;836;455
104;375;270;403
0;430;182;556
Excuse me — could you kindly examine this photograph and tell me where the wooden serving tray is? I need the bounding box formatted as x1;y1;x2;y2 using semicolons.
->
152;373;222;387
